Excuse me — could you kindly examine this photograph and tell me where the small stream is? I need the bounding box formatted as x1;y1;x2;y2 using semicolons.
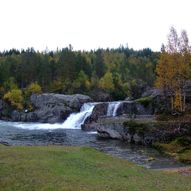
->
0;120;186;169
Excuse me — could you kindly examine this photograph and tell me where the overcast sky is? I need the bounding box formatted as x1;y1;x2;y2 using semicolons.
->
0;0;190;52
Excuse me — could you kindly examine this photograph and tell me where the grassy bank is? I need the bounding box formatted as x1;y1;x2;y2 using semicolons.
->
154;137;191;164
0;145;191;191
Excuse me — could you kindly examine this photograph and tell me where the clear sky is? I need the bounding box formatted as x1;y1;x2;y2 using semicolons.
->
0;0;190;52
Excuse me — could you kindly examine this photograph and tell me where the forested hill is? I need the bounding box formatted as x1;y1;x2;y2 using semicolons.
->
0;46;160;100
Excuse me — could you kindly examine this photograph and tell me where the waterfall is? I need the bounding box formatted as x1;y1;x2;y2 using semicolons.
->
107;102;121;117
11;103;96;130
62;103;96;129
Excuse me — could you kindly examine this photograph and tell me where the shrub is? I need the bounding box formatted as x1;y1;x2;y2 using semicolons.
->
3;89;23;110
25;82;42;96
123;120;148;136
49;80;63;93
136;96;153;107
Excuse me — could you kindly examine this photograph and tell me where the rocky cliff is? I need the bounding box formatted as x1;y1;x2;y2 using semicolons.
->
0;93;92;123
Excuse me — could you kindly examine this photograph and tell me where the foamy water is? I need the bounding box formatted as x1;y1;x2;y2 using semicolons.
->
0;103;96;130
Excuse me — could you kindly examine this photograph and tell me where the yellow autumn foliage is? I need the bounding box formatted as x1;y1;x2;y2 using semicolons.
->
3;89;24;110
25;82;42;96
99;72;114;91
155;27;191;112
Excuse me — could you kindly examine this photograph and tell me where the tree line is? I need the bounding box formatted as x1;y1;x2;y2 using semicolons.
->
1;27;190;113
0;45;159;103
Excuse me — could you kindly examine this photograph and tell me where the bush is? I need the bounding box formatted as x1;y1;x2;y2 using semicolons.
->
48;80;63;93
123;120;148;136
3;89;23;110
136;96;153;107
25;82;42;96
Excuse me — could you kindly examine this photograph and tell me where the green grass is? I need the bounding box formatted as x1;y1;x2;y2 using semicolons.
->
178;149;191;163
0;145;191;191
154;137;191;164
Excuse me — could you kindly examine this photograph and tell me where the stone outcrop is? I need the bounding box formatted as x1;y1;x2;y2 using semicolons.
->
89;89;112;102
82;102;108;130
82;99;156;130
31;93;92;111
2;93;92;123
96;117;191;145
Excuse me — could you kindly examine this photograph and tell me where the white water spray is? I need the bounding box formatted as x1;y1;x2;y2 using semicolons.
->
107;102;121;117
61;103;96;129
9;103;96;130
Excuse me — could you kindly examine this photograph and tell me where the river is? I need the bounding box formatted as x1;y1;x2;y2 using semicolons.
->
0;120;186;169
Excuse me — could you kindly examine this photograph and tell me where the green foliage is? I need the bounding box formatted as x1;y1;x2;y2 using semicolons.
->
72;70;90;92
94;49;106;77
122;82;131;97
136;96;153;107
99;72;114;91
0;86;5;98
1;104;12;118
25;82;42;96
90;72;99;89
123;120;148;136
154;137;191;164
111;73;126;100
0;46;160;98
175;137;191;147
178;149;191;164
3;77;18;91
3;89;23;110
48;80;63;93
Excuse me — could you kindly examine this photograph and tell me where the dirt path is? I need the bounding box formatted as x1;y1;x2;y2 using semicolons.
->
160;166;191;176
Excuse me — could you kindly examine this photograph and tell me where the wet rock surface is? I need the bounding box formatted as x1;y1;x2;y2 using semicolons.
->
82;102;108;130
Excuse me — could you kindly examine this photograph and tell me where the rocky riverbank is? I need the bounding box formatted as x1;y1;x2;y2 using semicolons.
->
1;92;190;149
0;93;92;123
0;91;159;124
95;116;191;144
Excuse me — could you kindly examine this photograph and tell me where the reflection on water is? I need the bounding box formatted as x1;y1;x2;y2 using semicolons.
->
0;120;186;169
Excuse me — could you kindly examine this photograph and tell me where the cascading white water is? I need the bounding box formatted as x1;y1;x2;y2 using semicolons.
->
61;102;96;129
10;103;96;130
107;102;121;117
